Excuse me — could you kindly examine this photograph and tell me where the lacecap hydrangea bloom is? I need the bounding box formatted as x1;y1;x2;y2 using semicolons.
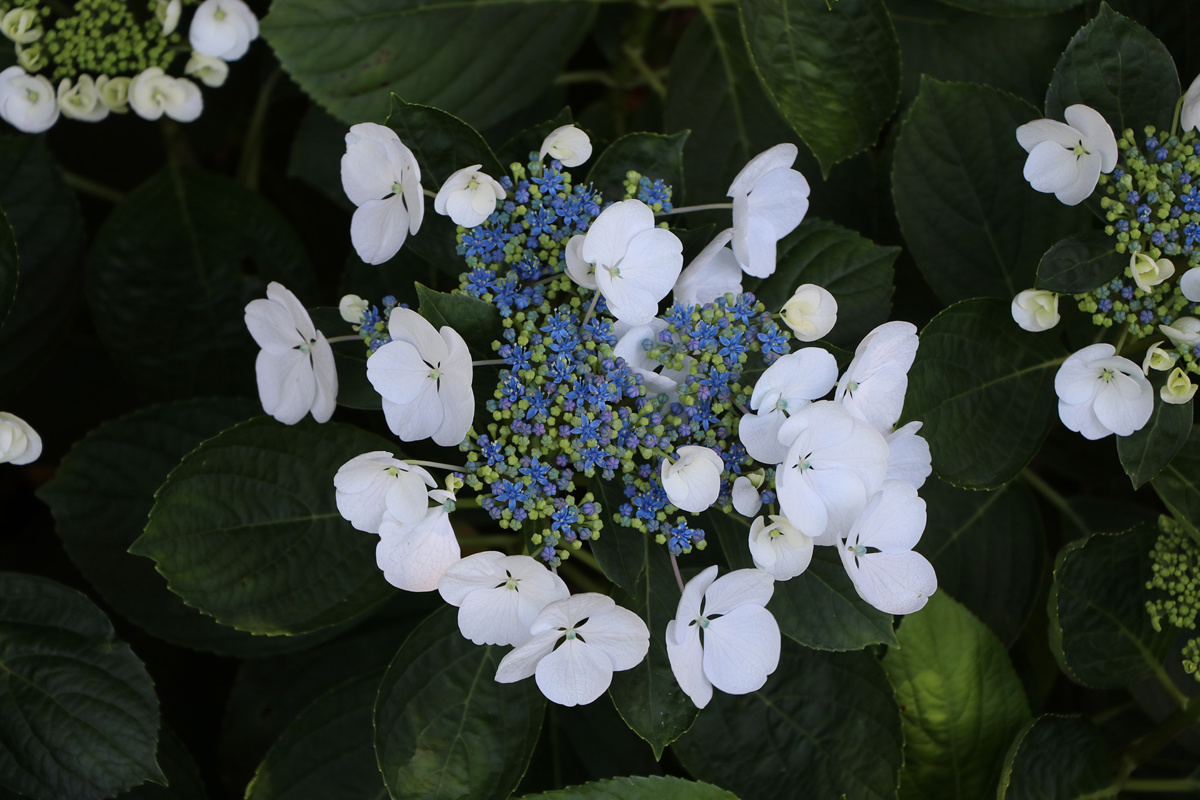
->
1016;104;1117;206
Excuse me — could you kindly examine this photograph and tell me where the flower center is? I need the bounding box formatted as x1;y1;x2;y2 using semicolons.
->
1072;141;1090;157
847;380;860;394
429;367;441;381
1099;368;1115;383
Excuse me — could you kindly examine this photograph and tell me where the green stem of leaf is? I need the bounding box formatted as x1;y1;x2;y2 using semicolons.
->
325;334;360;344
553;70;618;88
1116;692;1200;783
568;545;603;575
1122;777;1200;793
236;68;283;192
1018;469;1091;538
656;202;735;216
61;171;126;204
407;459;468;472
622;43;667;99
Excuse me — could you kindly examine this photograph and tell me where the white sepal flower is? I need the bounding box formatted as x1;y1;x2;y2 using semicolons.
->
366;308;474;447
776;400;890;546
434;165;505;228
1055;343;1154;439
564;199;682;325
1183;73;1200;134
438;551;569;646
885;421;931;489
673;229;742;307
748;515;813;581
1130;252;1175;293
665;566;780;709
375;490;459;592
539;124;591;168
334;451;436;533
189;0;259;61
1011;289;1059;332
1143;341;1177;374
727;143;810;278
780;284;837;341
495;593;649;707
839;481;936;615
184;52;229;88
341;122;424;265
732;475;762;517
57;75;107;122
1181;267;1200;302
835;320;920;435
155;0;181;34
1015;104;1117;206
0;412;41;465
1161;367;1197;405
16;43;44;72
0;66;58;133
1;8;41;44
95;76;130;113
339;294;368;324
128;68;202;122
244;281;337;425
739;347;839;465
661;445;723;513
612;319;689;399
1160;317;1200;349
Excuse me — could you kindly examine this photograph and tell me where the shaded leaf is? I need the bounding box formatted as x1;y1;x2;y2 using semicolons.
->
996;716;1112;800
1034;231;1127;293
415;282;504;357
1151;423;1200;543
309;307;381;411
516;776;740;800
932;0;1084;15
1117;394;1192;489
588;476;648;592
586;131;689;206
386;97;504;186
0;207;15;327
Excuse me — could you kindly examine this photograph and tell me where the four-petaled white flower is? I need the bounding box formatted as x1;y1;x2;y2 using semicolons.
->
563;199;682;325
727;143;811;279
438;551;570;646
366;308;474;447
673;229;742;307
341;122;424;265
375;489;459;592
128;67;202;122
748;515;813;581
434;165;505;228
496;593;649;707
1055;343;1154;440
96;75;130;113
739;347;839;465
834;320;920;435
338;293;368;324
57;75;107;122
780;284;837;341
665;566;780;709
1130;252;1175;293
0;66;58;133
189;0;259;61
1161;367;1197;405
185;52;229;88
244;281;337;426
1160;317;1200;349
1011;289;1059;332
0;412;41;465
539;124;592;168
334;451;436;533
839;480;937;615
1182;73;1200;134
1016;104;1117;206
661;445;723;513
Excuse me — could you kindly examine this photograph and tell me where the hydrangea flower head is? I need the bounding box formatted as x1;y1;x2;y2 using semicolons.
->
727;143;810;278
539;124;592;168
1055;343;1153;439
341;123;424;265
839;481;936;615
434;165;505;228
334;451;436;533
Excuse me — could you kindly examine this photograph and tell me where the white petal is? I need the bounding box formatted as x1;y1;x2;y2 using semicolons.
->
535;638;613;706
309;335;337;423
1059;398;1113;440
702;605;780;694
368;340;436;405
744;167;810;240
457;585;531;646
738;409;790;465
0;412;40;465
1015;118;1080;153
341;125;400;206
673;565;719;639
728;143;798;197
665;620;711;708
581;199;653;268
1092;369;1153;436
732;476;762;516
437;550;508;605
1181;267;1200;303
885;421;931;489
1063;104;1118;173
495;629;560;683
849;481;926;553
375;509;460;592
841;548;937;615
703;567;774;616
576;604;649;671
564;235;597;290
350;196;409;265
255;349;314;425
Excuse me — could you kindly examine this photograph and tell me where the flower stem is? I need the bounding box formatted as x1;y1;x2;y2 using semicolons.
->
236;68;282;192
655;202;735;216
472;358;508;367
423;188;438;198
406;459;467;472
553;70;617;88
669;551;685;593
1122;778;1200;793
1115;693;1200;782
1018;468;1091;538
582;290;601;326
325;334;360;344
62;171;125;204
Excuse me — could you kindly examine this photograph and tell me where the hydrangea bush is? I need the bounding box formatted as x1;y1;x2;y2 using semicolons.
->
3;1;1200;799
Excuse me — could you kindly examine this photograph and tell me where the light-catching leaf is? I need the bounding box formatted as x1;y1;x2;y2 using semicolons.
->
586;132;689;207
884;593;1031;800
902;298;1066;490
996;716;1112;800
587;476;648;592
1117;395;1192;489
1034;231;1127;293
0;572;165;800
132;417;397;635
516;776;740;800
1152;423;1200;543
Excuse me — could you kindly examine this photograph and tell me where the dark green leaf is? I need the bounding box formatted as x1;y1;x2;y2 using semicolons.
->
0;572;165;800
884;593;1031;800
497;108;573;168
0;207;16;327
1048;525;1177;687
742;217;898;349
287;104;355;211
374;607;544;800
916;478;1045;646
415;282;503;357
608;546;699;759
892;78;1088;304
902;298;1066;490
1118;395;1192;489
516;776;740;800
1045;3;1180;136
588;476;648;591
996;716;1112;800
740;0;900;174
386;97;504;186
309;307;381;411
585;132;689;206
262;0;595;131
132;417;397;635
121;727;208;800
38;399;343;656
1035;231;1127;293
931;0;1084;16
1152;423;1200;542
673;645;902;800
87;167;315;399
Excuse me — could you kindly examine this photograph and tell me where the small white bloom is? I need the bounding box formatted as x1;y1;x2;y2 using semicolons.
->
375;490;459;592
665;566;780;709
334;451;436;533
189;0;259;61
57;75;107;122
1182;73;1200;134
1159;317;1200;349
0;66;58;133
155;0;181;34
661;445;723;513
731;475;762;517
16;43;44;72
1130;252;1175;293
1011;289;1060;332
95;75;130;113
244;281;337;425
184;52;229;88
1142;341;1177;374
835;320;920;435
438;551;569;646
1161;367;1197;405
338;293;368;324
341;122;424;265
839;481;937;615
885;421;931;489
366;308;474;447
673;229;742;307
748;515;813;581
1016;104;1117;206
1;8;41;44
739;347;839;465
780;284;837;341
563;199;682;325
727;143;810;279
433;164;505;228
1181;267;1200;302
496;593;649;707
612;319;689;399
0;412;41;465
1055;343;1154;439
128;68;202;122
539;124;591;168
